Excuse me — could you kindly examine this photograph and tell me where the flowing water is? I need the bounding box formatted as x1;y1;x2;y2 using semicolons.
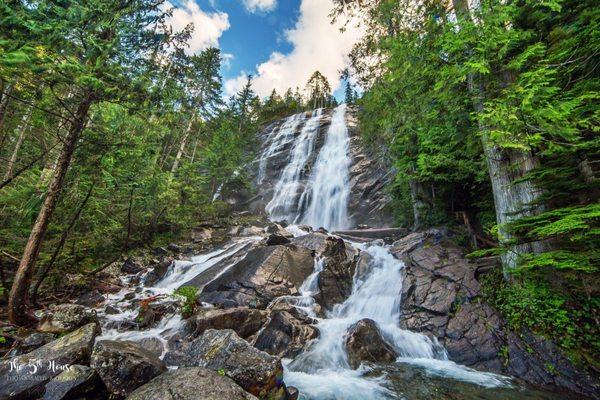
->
298;104;351;230
282;242;512;399
257;113;307;185
266;109;323;223
96;105;572;399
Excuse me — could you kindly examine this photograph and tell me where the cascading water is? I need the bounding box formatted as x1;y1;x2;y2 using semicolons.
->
94;105;520;400
297;104;351;230
283;243;511;399
96;237;260;356
266;109;323;222
257;113;307;185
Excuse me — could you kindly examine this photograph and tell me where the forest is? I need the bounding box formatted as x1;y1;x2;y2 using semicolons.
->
0;1;598;399
333;0;599;362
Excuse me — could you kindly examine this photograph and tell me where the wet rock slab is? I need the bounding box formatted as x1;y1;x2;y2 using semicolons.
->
199;244;315;309
90;340;166;397
164;329;284;398
126;367;258;400
0;323;99;399
42;364;102;400
345;318;397;369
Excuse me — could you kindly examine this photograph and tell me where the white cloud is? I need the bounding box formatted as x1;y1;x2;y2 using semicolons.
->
222;53;234;69
225;0;363;99
166;0;230;54
223;73;249;99
243;0;277;13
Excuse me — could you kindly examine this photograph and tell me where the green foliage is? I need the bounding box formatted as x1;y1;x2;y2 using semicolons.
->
173;286;198;317
482;268;599;356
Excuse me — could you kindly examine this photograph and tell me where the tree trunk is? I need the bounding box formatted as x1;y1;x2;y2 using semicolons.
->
4;107;33;181
8;91;95;326
170;116;194;175
409;179;428;231
0;81;15;137
31;182;95;304
452;0;546;273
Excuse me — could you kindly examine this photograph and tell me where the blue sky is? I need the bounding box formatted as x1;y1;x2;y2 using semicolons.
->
166;0;362;100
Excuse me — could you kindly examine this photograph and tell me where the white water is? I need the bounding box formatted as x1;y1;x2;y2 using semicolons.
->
284;243;511;399
298;104;351;230
96;237;260;357
266;109;323;223
257;113;307;185
95;106;513;398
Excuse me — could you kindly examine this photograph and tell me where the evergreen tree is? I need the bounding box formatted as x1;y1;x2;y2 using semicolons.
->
345;81;354;105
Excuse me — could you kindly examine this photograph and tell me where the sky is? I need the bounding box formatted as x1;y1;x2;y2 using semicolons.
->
165;0;363;100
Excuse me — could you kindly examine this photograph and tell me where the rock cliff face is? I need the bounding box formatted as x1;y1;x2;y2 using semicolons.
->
226;107;393;228
391;230;599;399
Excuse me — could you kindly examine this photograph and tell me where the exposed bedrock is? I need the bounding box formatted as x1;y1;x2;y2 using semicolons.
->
392;229;599;399
227;107;394;228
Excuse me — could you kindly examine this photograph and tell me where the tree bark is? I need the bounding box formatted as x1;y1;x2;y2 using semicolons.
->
409;178;428;231
170;116;194;175
4;106;33;181
8;90;95;326
452;0;547;273
30;182;95;304
0;81;15;138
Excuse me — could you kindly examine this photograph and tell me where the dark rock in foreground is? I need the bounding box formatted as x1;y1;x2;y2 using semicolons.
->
0;323;99;399
126;367;258;400
345;318;397;369
42;364;102;400
393;229;600;399
90;340;166;397
253;304;318;358
164;329;284;398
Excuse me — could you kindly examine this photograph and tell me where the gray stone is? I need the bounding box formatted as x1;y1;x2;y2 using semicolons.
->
164;329;284;398
42;365;101;400
143;258;172;286
126;367;258;400
345;318;397;369
0;323;99;399
122;258;144;274
198;245;314;309
253;306;318;358
315;237;358;310
90;340;166;397
186;307;267;339
37;304;98;334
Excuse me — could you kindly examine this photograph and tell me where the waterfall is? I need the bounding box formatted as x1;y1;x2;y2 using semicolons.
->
284;243;511;399
257;112;307;185
298;104;351;230
266;109;323;222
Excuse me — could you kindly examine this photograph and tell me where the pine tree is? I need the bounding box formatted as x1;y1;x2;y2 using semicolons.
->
345;81;354;105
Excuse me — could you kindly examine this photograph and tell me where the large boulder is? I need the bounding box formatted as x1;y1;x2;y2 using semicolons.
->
37;304;98;334
90;340;166;397
164;329;284;398
253;304;318;358
143;258;172;286
185;307;267;339
344;318;397;369
315;237;358;310
199;244;315;309
391;230;600;399
42;365;102;400
122;258;144;274
7;332;56;357
0;323;99;399
126;367;258;400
